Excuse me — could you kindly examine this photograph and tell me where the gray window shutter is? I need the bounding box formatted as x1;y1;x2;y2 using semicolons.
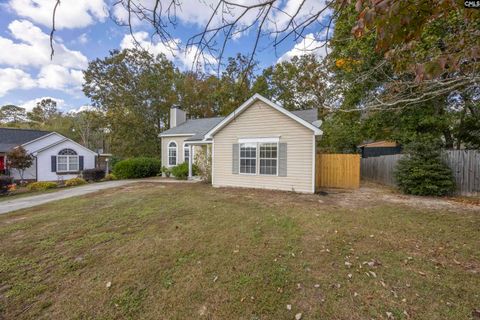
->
51;156;56;172
232;144;239;174
79;156;84;171
278;143;287;176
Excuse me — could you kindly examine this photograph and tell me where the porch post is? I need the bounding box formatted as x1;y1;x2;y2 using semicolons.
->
188;144;193;179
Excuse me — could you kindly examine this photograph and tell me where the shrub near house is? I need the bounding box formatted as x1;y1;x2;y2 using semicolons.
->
113;157;161;179
27;181;58;191
170;162;199;180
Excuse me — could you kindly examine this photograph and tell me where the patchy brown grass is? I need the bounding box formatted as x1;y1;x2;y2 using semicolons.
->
0;183;479;320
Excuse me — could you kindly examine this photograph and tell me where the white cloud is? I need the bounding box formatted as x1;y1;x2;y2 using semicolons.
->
68;105;96;113
278;33;330;63
0;68;36;97
19;97;66;112
8;0;108;29
37;65;84;91
0;20;87;69
0;20;87;97
120;32;216;70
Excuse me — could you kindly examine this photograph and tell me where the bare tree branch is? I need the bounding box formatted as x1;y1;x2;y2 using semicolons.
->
50;0;61;60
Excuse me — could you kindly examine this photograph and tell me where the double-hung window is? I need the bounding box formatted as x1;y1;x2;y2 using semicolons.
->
57;148;79;172
239;140;278;175
259;143;277;175
239;143;257;174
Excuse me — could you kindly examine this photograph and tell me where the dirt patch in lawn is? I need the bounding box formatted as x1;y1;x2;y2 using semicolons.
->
317;183;479;212
219;183;479;213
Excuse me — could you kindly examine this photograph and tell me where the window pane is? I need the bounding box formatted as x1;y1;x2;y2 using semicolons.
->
259;143;277;175
168;146;177;166
184;147;189;163
68;156;79;171
239;143;257;174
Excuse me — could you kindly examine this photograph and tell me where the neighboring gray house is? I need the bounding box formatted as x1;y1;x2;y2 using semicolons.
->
160;94;322;193
0;128;97;181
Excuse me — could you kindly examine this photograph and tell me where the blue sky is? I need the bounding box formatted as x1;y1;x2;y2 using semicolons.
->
0;0;329;112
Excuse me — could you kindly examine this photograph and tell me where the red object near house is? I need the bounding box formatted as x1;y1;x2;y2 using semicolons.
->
0;156;5;171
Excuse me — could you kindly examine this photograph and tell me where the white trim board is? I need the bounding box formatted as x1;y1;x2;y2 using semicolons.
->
204;93;322;139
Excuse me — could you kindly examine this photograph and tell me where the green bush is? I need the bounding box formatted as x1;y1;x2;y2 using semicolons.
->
113;157;162;179
104;173;117;181
65;177;87;187
27;181;58;191
161;166;171;177
170;162;199;180
394;139;455;196
81;168;105;181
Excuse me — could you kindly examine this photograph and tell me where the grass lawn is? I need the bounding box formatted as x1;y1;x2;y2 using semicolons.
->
0;183;479;319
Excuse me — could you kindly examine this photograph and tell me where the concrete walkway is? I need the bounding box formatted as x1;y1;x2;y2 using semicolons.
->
0;179;192;215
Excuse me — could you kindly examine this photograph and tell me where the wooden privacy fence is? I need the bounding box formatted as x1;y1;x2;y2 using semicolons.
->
360;154;403;186
361;150;480;196
316;154;360;189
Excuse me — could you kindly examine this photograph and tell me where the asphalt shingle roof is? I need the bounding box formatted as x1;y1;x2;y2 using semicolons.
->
160;117;225;140
0;127;51;152
159;108;318;141
291;109;318;124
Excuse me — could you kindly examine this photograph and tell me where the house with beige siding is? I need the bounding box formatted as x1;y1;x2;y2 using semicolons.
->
159;94;322;193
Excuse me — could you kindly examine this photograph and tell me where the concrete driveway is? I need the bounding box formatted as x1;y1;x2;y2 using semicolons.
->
0;179;193;215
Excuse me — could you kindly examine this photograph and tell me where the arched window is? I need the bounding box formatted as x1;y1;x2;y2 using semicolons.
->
168;141;177;166
57;148;79;172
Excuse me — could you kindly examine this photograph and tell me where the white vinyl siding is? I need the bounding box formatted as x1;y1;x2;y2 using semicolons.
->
212;100;315;193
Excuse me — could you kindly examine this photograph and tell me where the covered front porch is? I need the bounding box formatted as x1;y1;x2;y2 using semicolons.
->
184;140;212;181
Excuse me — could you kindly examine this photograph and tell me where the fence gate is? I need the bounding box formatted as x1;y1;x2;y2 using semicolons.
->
316;154;360;189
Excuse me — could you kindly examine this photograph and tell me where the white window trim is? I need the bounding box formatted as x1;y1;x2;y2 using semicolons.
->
167;141;178;167
57;155;79;172
238;141;279;176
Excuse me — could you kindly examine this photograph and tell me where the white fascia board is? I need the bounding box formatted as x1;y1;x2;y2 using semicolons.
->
204;93;322;139
184;140;212;145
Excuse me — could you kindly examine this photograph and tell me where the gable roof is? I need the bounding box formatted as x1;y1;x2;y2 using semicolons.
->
204;94;322;139
33;137;98;155
0;127;51;152
159;94;322;142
